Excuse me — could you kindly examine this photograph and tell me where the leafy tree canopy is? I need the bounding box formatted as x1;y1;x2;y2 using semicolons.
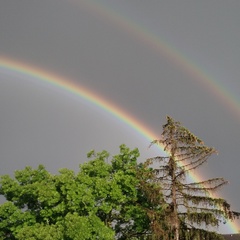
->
0;145;159;240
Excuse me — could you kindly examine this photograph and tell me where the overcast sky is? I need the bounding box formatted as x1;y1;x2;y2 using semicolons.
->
0;0;240;233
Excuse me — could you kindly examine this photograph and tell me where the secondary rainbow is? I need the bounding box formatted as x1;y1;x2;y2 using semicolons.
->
75;0;240;121
0;57;238;233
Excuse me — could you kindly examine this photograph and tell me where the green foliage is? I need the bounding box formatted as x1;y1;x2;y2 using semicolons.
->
0;144;159;239
1;117;235;239
15;223;64;240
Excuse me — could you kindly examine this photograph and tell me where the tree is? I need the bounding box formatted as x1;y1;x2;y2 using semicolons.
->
0;145;163;239
147;116;239;240
2;117;237;239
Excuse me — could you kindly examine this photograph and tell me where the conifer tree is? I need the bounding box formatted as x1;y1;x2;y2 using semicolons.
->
147;116;239;240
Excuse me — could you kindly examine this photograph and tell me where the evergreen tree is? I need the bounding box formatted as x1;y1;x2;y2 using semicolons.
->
147;116;239;240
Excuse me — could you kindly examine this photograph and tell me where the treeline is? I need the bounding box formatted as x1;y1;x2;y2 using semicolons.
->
0;117;239;239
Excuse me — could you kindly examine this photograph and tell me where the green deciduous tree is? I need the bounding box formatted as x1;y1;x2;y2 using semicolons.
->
0;145;163;239
147;116;239;240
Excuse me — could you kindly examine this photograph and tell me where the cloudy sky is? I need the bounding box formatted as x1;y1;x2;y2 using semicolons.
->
0;0;240;233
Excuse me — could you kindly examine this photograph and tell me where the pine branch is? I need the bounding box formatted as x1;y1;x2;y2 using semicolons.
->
148;116;238;240
185;178;227;187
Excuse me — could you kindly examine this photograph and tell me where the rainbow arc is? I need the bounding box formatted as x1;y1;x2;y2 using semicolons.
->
0;57;239;233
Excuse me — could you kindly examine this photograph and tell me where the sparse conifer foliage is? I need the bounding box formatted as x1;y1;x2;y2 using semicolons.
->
147;116;239;240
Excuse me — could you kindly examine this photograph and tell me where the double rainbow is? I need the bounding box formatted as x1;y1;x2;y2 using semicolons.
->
0;57;239;233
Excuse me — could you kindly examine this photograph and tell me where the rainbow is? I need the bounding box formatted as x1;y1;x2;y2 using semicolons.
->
0;57;238;233
76;0;240;121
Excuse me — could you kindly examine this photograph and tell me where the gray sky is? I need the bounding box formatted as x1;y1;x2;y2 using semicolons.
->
0;0;240;233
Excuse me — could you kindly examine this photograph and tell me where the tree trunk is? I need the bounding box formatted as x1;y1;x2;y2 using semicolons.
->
169;152;179;240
